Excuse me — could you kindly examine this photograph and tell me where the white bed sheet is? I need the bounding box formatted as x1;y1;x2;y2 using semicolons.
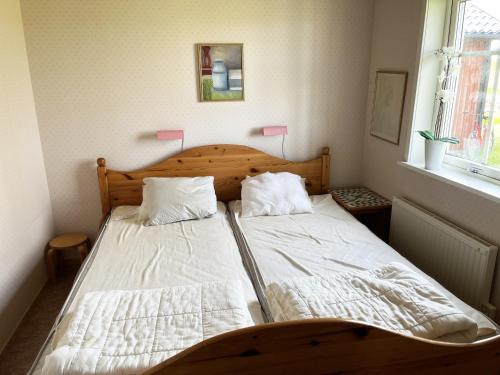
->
230;194;498;340
33;202;263;374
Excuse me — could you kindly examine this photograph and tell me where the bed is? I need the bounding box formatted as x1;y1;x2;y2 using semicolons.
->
228;194;498;343
30;202;265;374
31;144;500;374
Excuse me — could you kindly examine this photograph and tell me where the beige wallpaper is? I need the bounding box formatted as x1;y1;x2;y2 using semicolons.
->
21;0;374;239
362;0;500;322
0;0;54;350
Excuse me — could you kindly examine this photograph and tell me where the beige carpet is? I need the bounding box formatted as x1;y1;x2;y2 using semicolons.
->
0;265;77;374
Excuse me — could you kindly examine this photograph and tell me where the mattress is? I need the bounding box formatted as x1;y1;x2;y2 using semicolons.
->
229;194;499;342
31;202;264;374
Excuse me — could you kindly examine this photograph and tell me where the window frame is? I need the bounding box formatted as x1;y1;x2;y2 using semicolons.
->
441;0;500;181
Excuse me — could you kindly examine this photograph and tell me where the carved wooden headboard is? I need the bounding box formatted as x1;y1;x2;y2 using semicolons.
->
97;144;330;217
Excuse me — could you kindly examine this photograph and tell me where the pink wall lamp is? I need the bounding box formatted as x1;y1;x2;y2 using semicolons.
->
157;130;184;152
262;126;288;159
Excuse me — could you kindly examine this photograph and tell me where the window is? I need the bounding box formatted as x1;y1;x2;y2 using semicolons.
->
443;0;500;180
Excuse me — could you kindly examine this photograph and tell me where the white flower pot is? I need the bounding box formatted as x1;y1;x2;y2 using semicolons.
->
425;139;447;170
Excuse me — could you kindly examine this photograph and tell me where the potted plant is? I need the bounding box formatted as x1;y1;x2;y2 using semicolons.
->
418;130;459;170
418;47;460;170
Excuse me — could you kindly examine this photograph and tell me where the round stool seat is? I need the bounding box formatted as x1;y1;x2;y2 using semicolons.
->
45;233;90;282
49;233;87;249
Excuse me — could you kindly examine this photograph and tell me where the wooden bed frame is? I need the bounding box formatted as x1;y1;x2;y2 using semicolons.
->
96;144;500;374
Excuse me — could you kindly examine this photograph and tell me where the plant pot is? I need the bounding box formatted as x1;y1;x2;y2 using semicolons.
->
425;139;447;170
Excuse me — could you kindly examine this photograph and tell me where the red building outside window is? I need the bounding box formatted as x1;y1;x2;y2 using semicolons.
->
447;2;500;173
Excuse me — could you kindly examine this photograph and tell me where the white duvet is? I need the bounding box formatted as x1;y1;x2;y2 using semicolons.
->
267;263;478;341
42;281;252;375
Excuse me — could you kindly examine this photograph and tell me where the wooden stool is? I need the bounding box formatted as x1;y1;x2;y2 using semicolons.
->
45;233;90;282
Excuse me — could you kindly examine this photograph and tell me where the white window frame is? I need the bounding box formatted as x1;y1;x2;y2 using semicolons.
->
442;0;500;181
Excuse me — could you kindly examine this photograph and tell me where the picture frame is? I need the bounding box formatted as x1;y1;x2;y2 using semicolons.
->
370;71;408;145
197;43;244;102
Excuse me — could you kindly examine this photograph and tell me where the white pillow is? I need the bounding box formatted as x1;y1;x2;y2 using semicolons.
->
111;206;139;221
241;172;313;217
140;176;217;226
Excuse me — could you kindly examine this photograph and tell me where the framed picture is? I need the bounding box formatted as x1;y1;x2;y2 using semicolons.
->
370;71;408;145
197;43;244;102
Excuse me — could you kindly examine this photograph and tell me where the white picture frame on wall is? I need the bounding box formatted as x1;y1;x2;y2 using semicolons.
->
370;71;408;145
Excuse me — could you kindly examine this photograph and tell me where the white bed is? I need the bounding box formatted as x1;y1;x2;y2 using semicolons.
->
229;194;498;342
31;202;264;374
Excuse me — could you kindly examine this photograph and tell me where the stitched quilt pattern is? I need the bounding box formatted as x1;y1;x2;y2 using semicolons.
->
42;281;251;374
266;263;478;341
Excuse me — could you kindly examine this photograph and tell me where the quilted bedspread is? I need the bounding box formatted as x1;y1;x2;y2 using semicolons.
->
42;280;252;374
266;263;478;341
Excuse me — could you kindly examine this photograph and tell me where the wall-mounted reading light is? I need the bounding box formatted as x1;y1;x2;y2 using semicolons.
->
156;130;184;152
262;126;288;159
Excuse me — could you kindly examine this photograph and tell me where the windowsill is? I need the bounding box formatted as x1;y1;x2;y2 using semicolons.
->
398;161;500;204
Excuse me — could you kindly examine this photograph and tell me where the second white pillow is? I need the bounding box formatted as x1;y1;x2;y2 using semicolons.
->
241;172;313;217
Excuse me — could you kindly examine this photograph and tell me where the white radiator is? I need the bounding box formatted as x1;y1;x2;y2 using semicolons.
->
390;197;498;318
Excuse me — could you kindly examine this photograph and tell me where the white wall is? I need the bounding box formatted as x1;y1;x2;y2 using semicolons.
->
21;0;375;239
0;0;54;351
362;0;500;322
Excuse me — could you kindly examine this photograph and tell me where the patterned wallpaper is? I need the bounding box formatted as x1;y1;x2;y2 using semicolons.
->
21;0;374;238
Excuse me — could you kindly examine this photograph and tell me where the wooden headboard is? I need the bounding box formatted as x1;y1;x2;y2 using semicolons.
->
97;144;330;217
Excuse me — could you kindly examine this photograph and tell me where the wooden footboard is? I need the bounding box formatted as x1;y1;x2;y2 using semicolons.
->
143;319;500;374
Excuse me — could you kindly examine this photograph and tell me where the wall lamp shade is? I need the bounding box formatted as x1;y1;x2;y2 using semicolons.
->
261;126;287;159
157;130;184;152
156;130;184;140
262;126;288;136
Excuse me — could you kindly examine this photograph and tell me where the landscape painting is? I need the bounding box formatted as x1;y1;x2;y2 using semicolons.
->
197;43;244;102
